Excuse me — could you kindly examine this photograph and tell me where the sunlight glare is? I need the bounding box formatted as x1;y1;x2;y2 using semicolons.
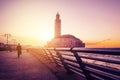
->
40;31;53;41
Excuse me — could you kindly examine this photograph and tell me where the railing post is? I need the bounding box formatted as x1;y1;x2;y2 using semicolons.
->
47;49;60;66
55;48;73;74
71;48;92;80
42;49;52;62
40;48;46;56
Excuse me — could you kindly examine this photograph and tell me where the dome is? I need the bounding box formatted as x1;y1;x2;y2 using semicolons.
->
46;34;85;48
60;34;76;38
57;34;82;42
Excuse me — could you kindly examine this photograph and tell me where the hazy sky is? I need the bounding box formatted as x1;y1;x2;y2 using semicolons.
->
0;0;120;47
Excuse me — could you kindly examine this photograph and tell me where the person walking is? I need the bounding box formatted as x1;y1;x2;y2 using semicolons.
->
16;43;22;58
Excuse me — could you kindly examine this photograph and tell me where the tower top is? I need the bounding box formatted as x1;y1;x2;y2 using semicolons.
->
56;12;60;19
55;12;61;38
57;12;59;15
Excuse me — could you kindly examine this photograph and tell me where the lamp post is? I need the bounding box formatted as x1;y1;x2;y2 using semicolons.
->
4;34;11;45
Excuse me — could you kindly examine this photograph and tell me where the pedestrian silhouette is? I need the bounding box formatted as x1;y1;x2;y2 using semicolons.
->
16;43;22;58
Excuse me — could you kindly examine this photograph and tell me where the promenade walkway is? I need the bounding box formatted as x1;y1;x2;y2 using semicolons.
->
0;50;57;80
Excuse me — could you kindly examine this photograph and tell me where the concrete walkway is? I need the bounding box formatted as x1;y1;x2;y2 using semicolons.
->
0;50;57;80
30;50;86;80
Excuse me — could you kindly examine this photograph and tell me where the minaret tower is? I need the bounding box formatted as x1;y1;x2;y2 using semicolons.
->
54;12;61;38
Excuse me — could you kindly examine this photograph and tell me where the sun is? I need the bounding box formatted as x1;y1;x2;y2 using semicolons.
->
40;31;53;41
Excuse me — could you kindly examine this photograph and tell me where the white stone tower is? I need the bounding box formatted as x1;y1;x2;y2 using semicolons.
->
54;12;61;38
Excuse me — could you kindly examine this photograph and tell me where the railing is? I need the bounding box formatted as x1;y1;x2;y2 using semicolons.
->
39;48;120;80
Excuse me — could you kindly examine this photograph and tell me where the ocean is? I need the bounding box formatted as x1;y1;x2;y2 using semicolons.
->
60;48;120;69
86;48;120;51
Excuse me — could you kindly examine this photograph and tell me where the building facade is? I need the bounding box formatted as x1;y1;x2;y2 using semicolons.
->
46;13;85;48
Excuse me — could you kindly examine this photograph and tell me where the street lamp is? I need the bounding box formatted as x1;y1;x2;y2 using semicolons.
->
4;34;11;45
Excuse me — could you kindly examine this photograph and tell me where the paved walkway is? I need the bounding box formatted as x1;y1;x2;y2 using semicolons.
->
0;50;57;80
30;50;86;80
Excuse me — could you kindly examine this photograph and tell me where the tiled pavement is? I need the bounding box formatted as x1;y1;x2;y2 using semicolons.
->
0;50;57;80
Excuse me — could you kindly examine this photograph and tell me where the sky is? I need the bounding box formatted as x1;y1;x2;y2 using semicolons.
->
0;0;120;47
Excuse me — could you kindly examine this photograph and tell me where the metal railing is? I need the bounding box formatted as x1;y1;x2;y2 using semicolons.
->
40;48;120;80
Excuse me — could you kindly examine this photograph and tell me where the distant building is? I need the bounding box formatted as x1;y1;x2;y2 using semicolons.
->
0;42;17;51
0;42;5;48
0;42;7;51
46;13;85;48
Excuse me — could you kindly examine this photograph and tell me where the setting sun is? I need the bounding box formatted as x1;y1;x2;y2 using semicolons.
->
0;0;120;47
40;31;53;41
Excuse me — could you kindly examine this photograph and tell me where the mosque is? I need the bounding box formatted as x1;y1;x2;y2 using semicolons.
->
46;13;85;48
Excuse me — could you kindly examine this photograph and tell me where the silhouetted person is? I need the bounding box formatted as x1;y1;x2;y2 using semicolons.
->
16;43;22;58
